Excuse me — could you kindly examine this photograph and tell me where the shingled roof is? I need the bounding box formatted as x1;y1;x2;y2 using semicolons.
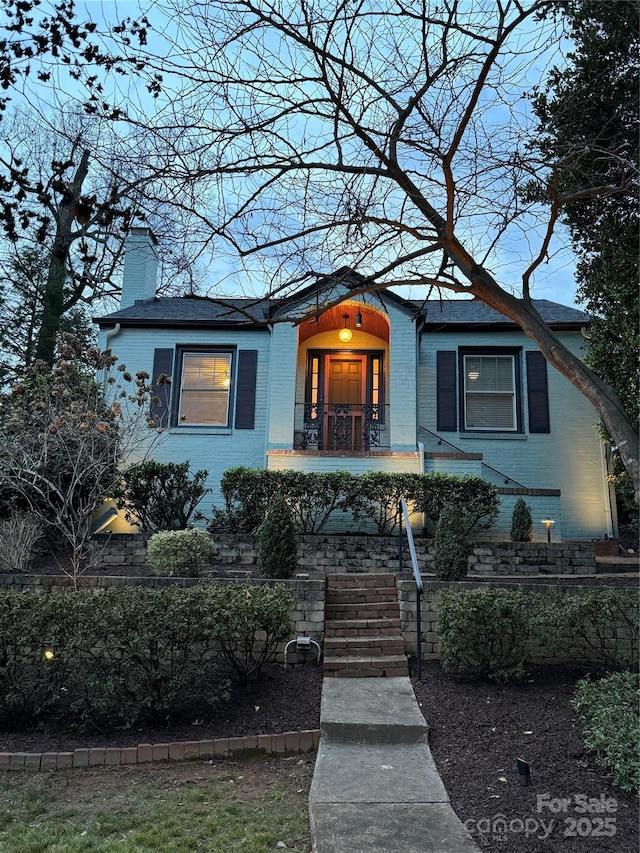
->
95;295;273;328
95;292;588;330
415;298;588;329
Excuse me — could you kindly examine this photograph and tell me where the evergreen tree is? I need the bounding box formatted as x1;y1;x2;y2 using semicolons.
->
510;498;534;543
258;496;298;579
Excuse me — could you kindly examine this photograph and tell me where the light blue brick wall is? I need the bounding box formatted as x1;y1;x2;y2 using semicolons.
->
267;323;298;450
100;325;271;518
388;302;419;450
418;329;613;541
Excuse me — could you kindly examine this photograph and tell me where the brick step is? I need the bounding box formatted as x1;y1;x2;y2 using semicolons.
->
324;636;405;657
325;587;398;605
325;617;402;637
323;654;409;678
325;602;400;621
326;574;395;589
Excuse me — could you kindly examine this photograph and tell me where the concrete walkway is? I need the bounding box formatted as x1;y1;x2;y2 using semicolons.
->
309;677;480;853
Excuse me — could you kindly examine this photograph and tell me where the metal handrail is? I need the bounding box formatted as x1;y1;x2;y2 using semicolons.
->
418;424;527;488
397;498;423;681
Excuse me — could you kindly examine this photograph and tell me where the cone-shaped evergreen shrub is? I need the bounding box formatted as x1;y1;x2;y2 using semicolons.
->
510;497;534;542
433;503;471;580
258;495;298;579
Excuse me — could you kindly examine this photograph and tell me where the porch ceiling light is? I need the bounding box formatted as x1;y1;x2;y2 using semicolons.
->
355;311;363;328
338;314;352;342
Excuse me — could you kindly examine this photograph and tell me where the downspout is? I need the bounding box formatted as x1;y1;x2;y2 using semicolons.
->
264;324;274;472
599;441;616;539
417;441;427;533
102;323;121;390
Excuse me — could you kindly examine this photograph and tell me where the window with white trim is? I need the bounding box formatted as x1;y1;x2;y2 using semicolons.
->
178;352;232;426
463;354;516;431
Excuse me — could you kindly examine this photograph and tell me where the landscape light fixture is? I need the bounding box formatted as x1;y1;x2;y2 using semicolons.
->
338;314;353;342
516;758;531;786
541;517;555;544
283;635;322;668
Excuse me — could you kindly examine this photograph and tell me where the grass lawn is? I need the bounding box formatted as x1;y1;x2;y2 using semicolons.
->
0;756;314;852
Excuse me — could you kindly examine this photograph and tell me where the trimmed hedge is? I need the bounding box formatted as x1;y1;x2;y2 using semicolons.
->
438;588;639;681
210;468;499;535
0;583;293;730
147;528;216;577
439;588;541;681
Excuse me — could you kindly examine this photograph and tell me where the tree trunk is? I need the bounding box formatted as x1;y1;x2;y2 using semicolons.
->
469;275;639;503
35;150;90;365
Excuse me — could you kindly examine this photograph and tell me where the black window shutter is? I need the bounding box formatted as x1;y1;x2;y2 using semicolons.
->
436;350;457;431
235;350;258;429
150;348;173;427
526;351;550;433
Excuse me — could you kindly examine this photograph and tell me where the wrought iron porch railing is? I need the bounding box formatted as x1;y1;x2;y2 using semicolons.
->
295;403;389;451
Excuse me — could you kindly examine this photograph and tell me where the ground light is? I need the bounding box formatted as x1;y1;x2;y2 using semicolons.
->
517;758;531;785
541;518;555;544
283;635;322;668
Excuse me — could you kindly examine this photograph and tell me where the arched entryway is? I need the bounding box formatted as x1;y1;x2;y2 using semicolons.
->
296;302;390;451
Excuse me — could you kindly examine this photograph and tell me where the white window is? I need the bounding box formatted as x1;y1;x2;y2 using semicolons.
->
464;355;516;431
178;352;232;426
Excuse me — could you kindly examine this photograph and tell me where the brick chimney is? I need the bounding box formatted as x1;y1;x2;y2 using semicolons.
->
120;227;158;308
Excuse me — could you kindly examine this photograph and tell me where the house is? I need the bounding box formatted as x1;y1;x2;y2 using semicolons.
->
94;227;617;542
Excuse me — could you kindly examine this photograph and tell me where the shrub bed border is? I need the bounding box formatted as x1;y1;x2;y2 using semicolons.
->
0;729;320;773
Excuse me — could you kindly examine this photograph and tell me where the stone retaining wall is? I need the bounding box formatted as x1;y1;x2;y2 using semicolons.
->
397;575;638;662
91;532;598;575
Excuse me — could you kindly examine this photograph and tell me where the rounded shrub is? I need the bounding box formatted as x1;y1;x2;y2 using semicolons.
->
510;497;533;542
147;528;215;577
572;671;640;795
258;495;298;579
432;503;472;580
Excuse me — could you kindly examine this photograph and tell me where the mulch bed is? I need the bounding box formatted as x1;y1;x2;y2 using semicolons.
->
414;661;639;853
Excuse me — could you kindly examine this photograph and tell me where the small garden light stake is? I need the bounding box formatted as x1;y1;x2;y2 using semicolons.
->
516;758;531;786
541;517;555;544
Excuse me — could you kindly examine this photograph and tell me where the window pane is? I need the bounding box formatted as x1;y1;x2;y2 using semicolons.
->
182;354;230;390
464;355;516;430
466;356;513;392
179;353;231;425
465;393;515;429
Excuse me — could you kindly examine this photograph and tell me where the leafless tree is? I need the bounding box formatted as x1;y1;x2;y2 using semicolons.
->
0;105;219;367
0;335;163;587
121;0;637;496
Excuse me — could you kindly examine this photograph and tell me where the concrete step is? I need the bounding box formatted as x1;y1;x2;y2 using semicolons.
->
325;617;402;637
319;677;426;743
324;636;405;657
323;654;409;678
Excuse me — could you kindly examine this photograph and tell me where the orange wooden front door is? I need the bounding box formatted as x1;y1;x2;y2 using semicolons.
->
325;356;365;449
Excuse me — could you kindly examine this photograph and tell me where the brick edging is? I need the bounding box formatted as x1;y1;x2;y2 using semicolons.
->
0;729;321;772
